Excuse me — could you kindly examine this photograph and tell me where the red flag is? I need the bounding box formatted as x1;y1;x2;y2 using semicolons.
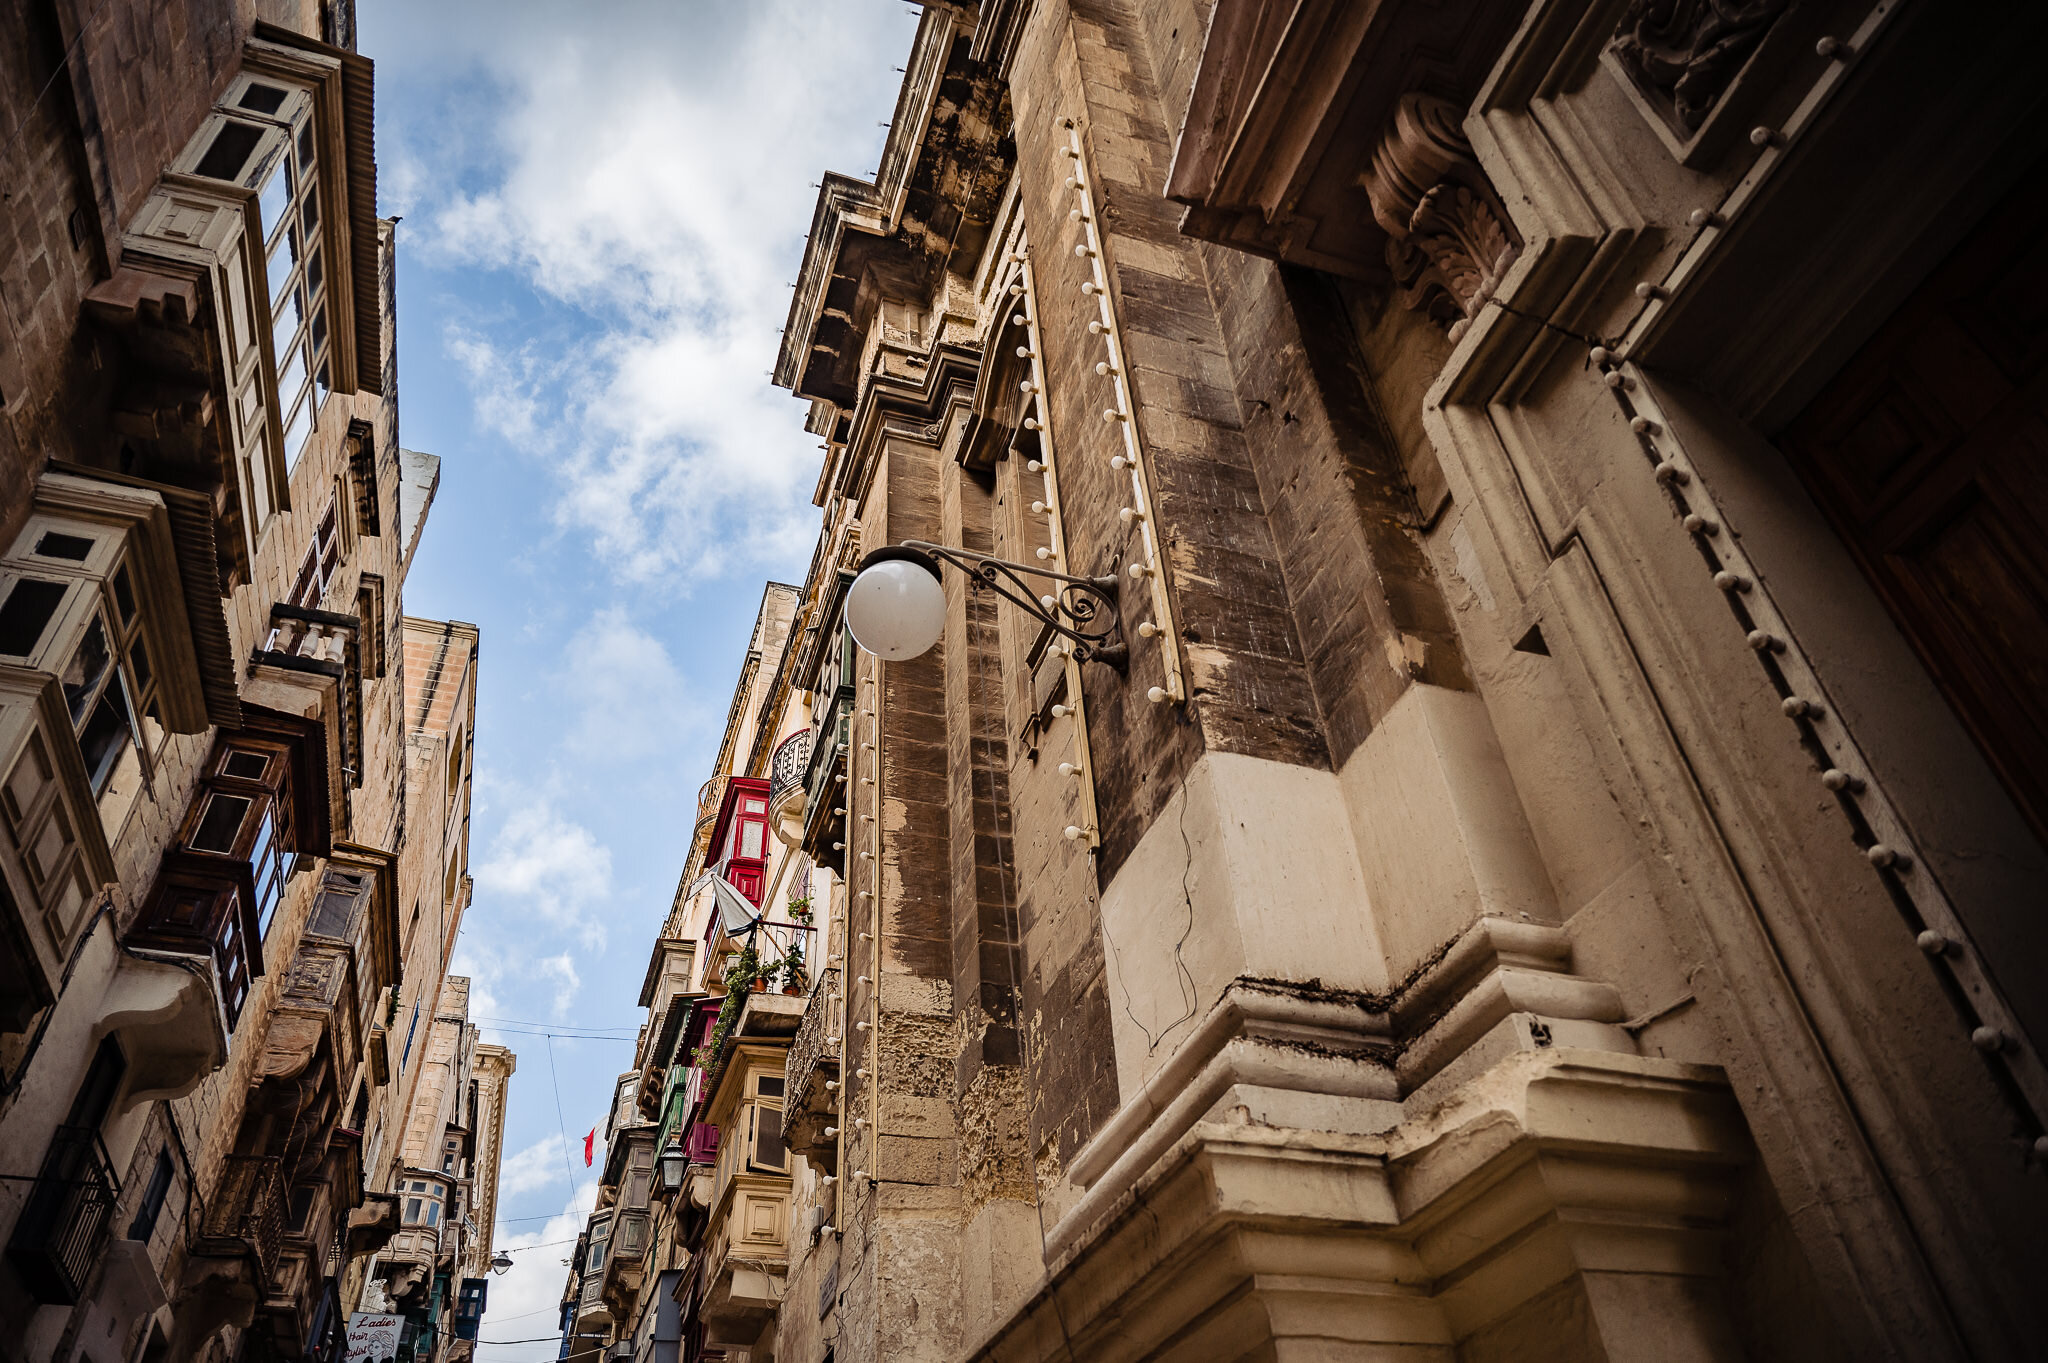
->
583;1128;595;1167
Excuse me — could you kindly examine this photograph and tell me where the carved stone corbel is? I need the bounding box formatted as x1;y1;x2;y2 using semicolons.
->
1611;0;1790;135
1362;93;1522;337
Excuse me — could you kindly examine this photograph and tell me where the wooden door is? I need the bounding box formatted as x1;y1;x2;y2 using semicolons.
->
1783;166;2048;846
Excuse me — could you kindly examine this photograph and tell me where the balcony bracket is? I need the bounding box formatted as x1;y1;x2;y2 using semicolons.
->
102;945;229;1113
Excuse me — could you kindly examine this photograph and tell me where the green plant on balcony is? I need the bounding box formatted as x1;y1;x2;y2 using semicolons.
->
778;940;807;993
691;945;761;1070
786;895;812;924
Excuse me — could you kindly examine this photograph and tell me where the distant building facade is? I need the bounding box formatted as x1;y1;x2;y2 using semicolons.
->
361;975;514;1361
577;2;2048;1362
0;2;512;1361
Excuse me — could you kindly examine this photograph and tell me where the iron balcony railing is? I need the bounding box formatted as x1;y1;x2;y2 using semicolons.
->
4;1124;122;1305
201;1153;286;1288
768;730;812;809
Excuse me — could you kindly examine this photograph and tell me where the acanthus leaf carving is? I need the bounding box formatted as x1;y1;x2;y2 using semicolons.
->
1363;93;1523;337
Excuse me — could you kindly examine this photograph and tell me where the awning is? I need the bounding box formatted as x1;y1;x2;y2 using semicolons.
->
688;873;761;939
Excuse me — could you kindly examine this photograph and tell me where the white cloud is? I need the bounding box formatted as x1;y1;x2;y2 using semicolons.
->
471;800;614;952
372;0;918;586
552;605;706;759
495;1132;569;1198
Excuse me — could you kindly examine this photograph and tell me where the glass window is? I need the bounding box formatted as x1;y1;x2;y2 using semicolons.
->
268;226;298;303
273;288;302;352
749;1104;786;1173
0;578;67;657
251;805;282;938
277;340;308;406
127;1146;174;1242
738;818;766;861
239;84;288;115
195;120;264;182
33;532;94;561
283;396;312;469
309;870;365;939
110;564;135;623
222;750;269;781
256;157;291;239
189;793;252;854
76;687;133;795
59;616;113;727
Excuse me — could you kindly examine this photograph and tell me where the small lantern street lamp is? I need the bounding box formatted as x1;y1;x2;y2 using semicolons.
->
657;1142;690;1194
845;543;1126;667
489;1249;515;1275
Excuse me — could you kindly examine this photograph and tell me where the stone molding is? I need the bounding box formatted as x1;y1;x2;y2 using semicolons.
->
1054;916;1632;1257
972;1050;1750;1362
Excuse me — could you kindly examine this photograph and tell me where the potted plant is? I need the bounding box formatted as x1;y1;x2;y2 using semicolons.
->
787;895;813;925
779;941;807;995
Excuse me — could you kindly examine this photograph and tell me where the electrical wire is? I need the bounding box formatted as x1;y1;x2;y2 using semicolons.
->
542;1035;584;1197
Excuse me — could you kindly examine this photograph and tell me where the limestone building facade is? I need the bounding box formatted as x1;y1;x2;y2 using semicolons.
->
582;1;2048;1360
0;2;513;1360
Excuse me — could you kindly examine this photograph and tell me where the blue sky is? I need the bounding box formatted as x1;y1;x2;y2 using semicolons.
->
354;2;918;1351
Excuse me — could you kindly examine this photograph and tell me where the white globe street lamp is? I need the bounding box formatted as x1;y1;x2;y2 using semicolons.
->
844;547;948;660
844;542;1127;666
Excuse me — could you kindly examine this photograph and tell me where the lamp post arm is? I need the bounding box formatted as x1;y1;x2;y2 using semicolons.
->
898;540;1128;668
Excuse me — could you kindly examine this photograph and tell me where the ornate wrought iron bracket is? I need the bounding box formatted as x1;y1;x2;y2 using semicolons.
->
897;540;1128;669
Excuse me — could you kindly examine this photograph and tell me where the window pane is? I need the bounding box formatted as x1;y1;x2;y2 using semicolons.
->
309;304;328;358
140;697;164;758
130;635;152;692
78;691;133;795
190;793;252;854
283;394;312;469
755;1075;784;1097
252;808;281;938
305;246;323;299
267;226;298;304
33;532;93;561
301;183;319;236
278;341;308;406
61;616;113;728
195;120;264;182
111;564;135;623
752;1105;786;1171
256;158;291;239
239;84;288;115
738;819;765;860
298;122;315;170
222;750;268;780
272;288;302;353
0;578;67;657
